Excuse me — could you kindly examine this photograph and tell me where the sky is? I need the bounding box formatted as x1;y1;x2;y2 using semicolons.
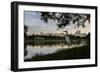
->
24;11;90;34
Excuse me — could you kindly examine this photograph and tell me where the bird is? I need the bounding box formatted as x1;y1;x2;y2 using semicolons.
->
63;31;71;45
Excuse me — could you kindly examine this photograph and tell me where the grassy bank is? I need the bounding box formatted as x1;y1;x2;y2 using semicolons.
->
25;45;90;62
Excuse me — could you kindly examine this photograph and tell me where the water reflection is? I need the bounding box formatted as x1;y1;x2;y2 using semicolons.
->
24;40;87;60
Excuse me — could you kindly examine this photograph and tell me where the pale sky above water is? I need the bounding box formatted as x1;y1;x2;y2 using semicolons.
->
24;11;90;34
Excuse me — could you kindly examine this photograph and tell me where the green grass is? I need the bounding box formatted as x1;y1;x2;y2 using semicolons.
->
24;45;90;62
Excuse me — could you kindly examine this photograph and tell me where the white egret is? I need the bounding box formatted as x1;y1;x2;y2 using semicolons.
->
63;31;71;45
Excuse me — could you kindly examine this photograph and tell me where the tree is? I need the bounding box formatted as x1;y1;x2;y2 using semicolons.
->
24;25;28;38
24;25;28;32
40;12;90;30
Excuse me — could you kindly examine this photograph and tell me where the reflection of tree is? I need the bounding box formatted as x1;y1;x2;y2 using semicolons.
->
40;12;90;29
24;42;27;56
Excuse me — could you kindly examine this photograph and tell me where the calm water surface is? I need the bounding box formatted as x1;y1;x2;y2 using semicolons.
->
24;40;87;60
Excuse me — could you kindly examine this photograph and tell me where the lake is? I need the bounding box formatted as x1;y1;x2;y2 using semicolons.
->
24;39;88;61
